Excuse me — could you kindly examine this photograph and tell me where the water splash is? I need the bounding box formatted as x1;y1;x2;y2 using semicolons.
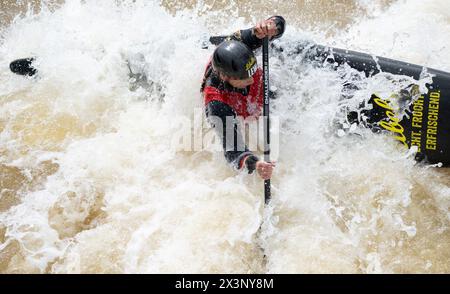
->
0;0;449;273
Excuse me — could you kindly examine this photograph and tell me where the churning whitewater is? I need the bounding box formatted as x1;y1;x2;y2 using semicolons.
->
0;0;449;273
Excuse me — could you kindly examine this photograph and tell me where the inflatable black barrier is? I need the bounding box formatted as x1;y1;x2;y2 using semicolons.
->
271;41;450;165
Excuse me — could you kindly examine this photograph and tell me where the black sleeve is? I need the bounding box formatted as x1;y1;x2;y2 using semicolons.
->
205;100;259;173
230;16;286;50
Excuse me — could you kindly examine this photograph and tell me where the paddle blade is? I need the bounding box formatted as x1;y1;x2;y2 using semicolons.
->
10;58;36;76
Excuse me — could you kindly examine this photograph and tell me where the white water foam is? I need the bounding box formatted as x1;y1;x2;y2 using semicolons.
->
0;0;449;273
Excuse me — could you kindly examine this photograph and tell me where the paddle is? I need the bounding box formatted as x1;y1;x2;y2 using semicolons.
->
9;57;36;76
262;36;271;204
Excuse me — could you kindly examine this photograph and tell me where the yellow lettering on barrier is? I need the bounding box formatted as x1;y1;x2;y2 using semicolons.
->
410;131;422;152
430;91;441;99
373;97;393;111
373;97;408;148
412;116;422;128
425;91;440;151
412;96;424;129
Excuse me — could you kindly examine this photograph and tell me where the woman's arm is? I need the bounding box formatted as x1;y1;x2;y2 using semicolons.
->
205;100;260;173
230;16;286;50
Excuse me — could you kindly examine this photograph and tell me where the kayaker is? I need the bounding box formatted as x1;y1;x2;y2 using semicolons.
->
201;16;285;180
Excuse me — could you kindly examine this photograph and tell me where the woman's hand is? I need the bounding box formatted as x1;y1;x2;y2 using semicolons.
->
256;160;276;180
253;18;279;39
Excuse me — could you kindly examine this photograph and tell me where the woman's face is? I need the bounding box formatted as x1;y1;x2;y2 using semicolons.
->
223;75;254;88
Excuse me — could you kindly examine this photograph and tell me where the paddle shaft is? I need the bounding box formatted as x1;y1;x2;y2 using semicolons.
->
262;37;271;204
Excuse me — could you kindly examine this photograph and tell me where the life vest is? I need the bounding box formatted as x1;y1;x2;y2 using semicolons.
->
201;62;263;119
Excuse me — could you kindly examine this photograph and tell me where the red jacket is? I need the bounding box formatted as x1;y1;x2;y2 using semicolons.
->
202;62;263;119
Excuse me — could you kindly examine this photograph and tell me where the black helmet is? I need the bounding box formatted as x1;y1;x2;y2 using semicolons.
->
212;40;257;80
